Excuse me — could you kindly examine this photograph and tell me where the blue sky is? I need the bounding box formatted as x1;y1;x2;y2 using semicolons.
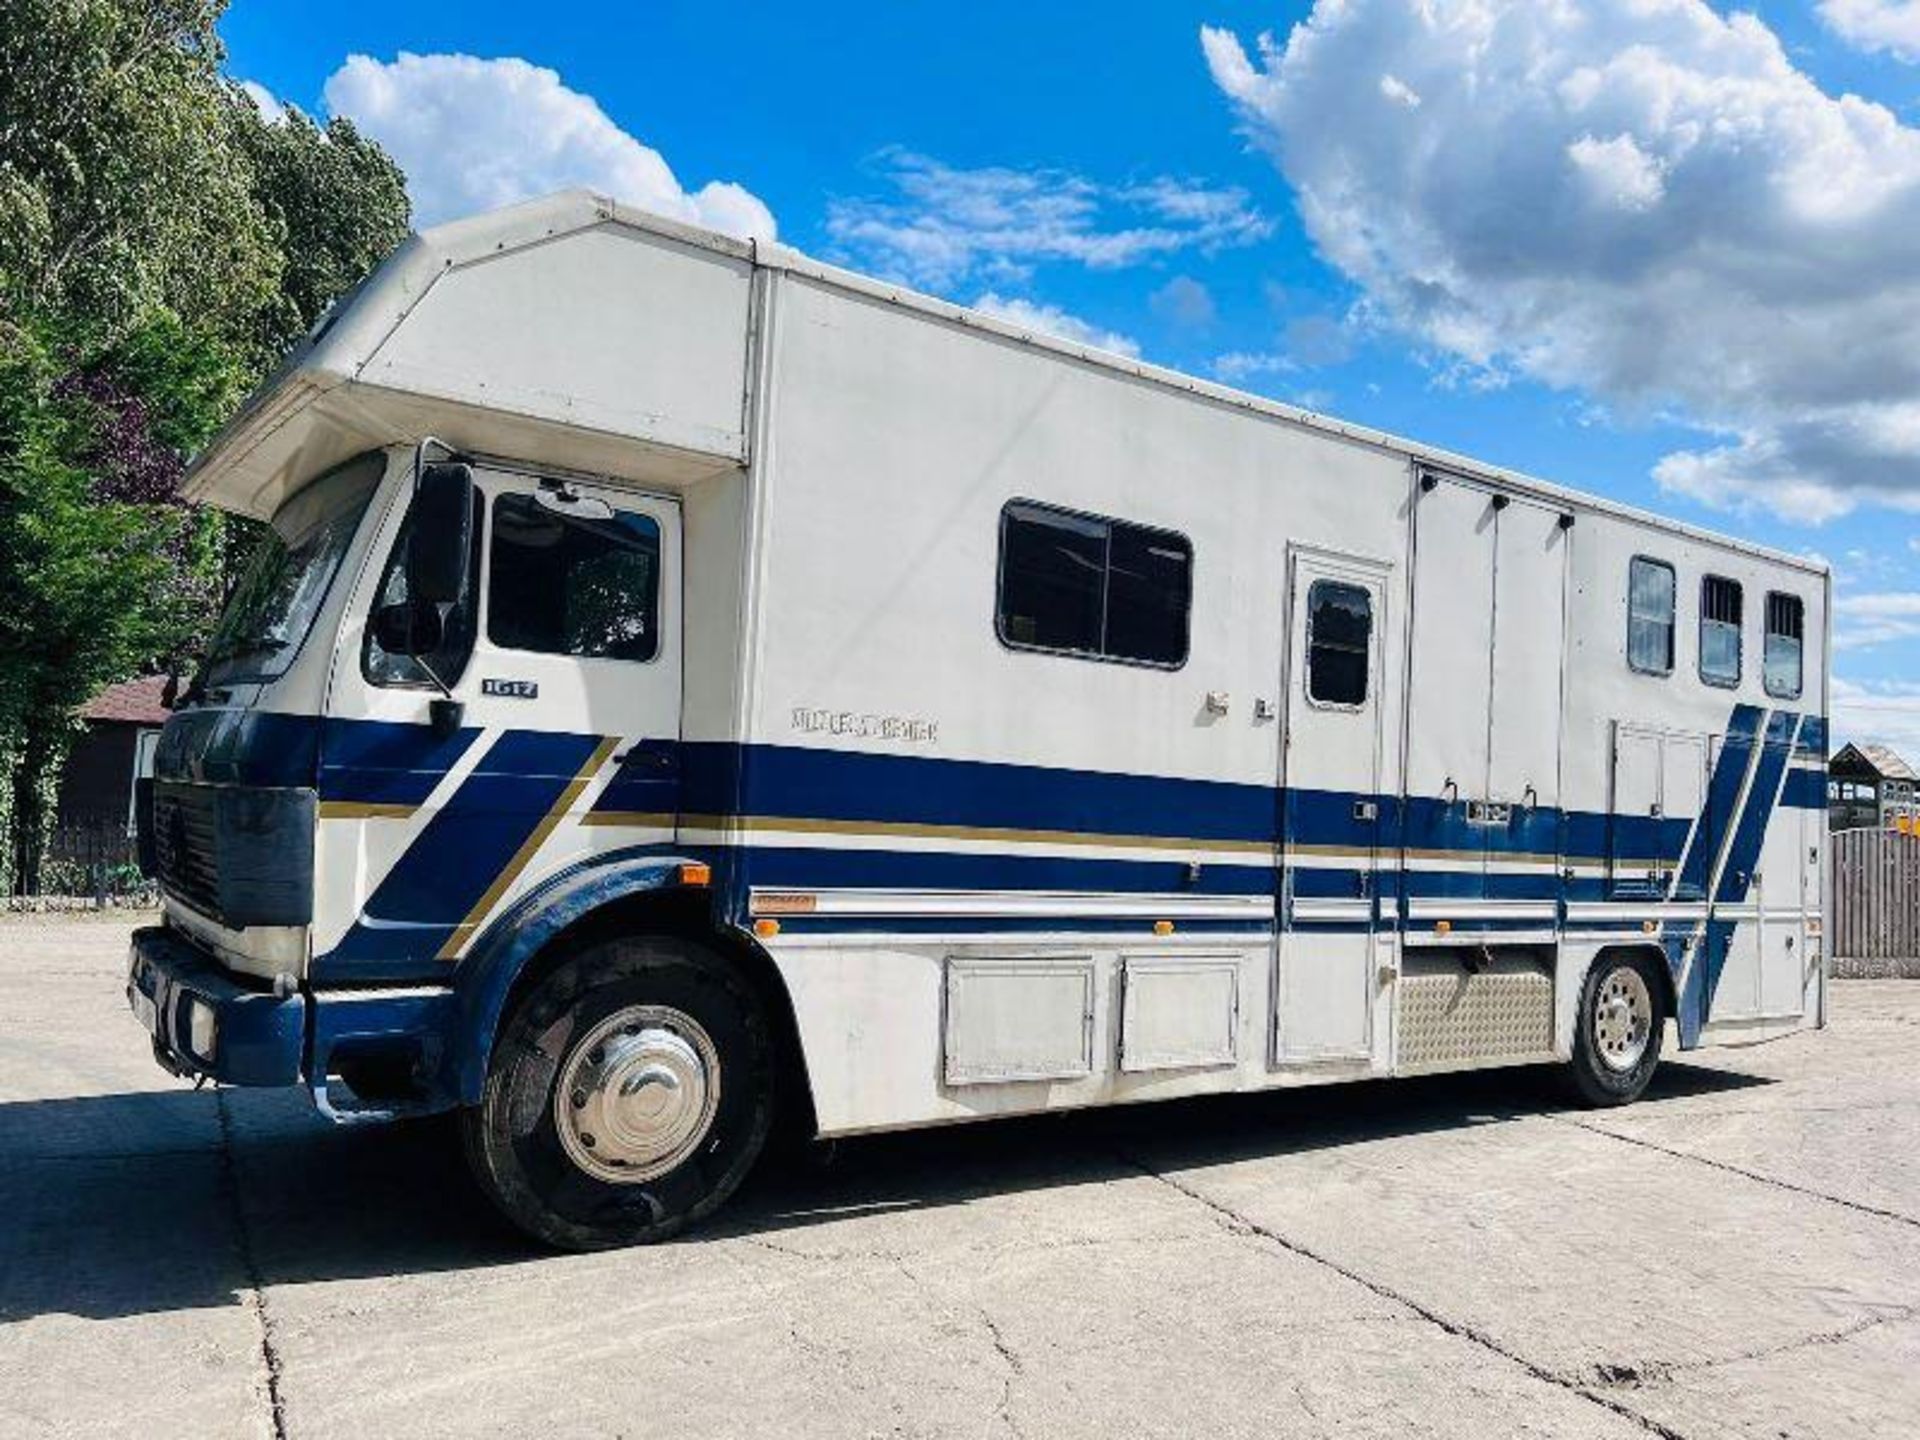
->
224;0;1920;751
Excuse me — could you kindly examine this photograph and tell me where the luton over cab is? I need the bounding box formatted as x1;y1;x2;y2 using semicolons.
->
129;192;1831;1248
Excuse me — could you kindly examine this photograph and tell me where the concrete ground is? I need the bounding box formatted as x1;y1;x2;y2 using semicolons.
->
2;915;1918;1440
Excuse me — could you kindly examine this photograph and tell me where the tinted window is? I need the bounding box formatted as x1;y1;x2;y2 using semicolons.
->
997;502;1190;667
364;491;485;688
1764;592;1803;700
1700;575;1742;687
1627;558;1675;675
488;492;661;661
1307;580;1372;706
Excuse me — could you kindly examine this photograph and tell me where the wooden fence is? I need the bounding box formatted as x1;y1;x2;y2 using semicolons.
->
1830;828;1920;976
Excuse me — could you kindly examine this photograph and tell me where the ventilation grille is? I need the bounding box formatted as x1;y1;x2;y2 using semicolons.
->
152;781;221;922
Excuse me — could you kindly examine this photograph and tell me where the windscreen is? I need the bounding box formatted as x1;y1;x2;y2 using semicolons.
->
202;452;384;685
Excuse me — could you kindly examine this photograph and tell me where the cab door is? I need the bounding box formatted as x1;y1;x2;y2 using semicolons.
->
1276;547;1390;1065
315;463;682;975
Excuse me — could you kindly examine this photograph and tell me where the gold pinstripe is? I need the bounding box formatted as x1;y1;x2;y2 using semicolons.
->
436;736;621;962
318;801;418;821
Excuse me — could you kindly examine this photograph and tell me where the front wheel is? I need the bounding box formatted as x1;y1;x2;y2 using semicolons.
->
463;936;775;1249
1566;951;1666;1107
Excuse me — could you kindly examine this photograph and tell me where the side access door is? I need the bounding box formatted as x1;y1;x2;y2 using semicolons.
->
1403;474;1569;935
315;465;683;976
1276;546;1391;1066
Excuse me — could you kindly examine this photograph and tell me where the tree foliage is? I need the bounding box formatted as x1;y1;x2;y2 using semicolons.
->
0;0;411;890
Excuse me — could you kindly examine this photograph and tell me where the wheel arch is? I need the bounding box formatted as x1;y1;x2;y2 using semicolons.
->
448;857;816;1137
1587;941;1678;1027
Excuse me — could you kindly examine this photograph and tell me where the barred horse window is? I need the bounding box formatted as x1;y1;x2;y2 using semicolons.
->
1627;557;1675;676
1764;592;1804;700
1699;575;1743;688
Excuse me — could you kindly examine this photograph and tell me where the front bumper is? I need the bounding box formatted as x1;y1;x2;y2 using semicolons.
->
127;925;306;1086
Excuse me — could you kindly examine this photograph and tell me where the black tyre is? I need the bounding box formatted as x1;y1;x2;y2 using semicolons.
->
463;936;775;1249
1566;950;1666;1107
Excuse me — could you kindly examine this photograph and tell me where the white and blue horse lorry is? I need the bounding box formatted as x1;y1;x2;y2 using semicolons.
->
129;192;1830;1248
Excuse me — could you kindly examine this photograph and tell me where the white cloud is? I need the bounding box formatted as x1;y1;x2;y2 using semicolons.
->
1833;677;1920;759
1566;134;1667;212
322;53;775;239
972;293;1140;358
1819;0;1920;63
1150;275;1217;328
238;79;288;124
1835;590;1920;649
825;148;1270;290
1378;74;1421;109
1203;3;1920;524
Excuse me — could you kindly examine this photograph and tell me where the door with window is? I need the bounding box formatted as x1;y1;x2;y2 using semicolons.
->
319;464;682;971
1277;547;1388;1064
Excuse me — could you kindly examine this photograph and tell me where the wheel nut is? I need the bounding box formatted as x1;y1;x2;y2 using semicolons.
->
588;1048;603;1064
571;1089;587;1109
580;1133;596;1148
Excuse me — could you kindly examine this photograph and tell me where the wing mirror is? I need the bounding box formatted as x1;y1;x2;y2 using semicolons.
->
405;460;475;606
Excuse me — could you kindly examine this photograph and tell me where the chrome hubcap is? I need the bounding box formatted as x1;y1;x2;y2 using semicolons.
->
1593;966;1653;1073
554;1005;720;1184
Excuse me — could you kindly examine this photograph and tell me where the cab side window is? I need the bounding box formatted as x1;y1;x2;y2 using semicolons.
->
488;493;661;662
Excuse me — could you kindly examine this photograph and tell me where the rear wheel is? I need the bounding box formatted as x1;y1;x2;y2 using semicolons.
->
1567;951;1665;1107
463;936;774;1249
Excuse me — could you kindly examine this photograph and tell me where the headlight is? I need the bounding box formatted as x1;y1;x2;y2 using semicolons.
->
186;996;219;1061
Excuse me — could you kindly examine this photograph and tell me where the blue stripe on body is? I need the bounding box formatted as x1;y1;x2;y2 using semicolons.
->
681;741;1280;847
318;719;480;806
1780;765;1827;811
292;706;1821;981
1671;704;1765;902
155;708;321;787
737;845;1273;899
316;730;607;980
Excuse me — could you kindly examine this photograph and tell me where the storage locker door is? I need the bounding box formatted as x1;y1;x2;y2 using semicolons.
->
1405;478;1496;894
1609;727;1663;897
1660;734;1708;896
1758;737;1808;1018
1803;803;1825;1020
1488;499;1567;896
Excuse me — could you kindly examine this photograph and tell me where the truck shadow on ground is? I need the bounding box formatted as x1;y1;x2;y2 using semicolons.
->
0;1061;1770;1325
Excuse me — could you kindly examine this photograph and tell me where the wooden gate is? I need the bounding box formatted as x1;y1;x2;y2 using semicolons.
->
1830;829;1920;974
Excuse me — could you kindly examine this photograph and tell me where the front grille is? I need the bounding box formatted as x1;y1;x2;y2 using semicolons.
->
153;782;222;922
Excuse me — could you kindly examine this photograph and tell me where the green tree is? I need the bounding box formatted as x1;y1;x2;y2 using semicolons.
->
0;0;410;892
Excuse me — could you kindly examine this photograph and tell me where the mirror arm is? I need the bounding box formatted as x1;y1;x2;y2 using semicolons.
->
412;643;455;700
